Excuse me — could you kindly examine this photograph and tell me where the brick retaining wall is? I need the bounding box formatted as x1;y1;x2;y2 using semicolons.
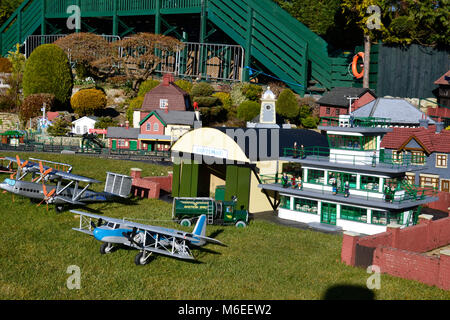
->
341;215;450;290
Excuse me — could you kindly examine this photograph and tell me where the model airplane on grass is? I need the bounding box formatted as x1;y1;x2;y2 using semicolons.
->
71;210;225;265
0;156;132;212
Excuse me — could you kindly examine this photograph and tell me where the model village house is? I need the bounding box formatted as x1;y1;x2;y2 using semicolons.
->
107;74;197;152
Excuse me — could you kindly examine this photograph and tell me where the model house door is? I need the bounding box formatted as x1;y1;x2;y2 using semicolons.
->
112;140;117;151
129;140;137;151
321;202;337;225
442;180;450;193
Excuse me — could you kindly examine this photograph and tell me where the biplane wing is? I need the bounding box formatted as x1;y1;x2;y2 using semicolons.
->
71;210;225;264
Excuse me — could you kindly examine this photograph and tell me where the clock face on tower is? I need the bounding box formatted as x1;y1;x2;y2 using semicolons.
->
261;103;275;123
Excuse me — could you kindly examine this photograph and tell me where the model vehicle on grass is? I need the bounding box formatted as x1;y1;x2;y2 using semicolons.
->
71;210;225;265
0;155;132;211
172;195;249;228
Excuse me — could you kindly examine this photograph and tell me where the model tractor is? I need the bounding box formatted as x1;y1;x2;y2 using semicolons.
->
172;194;249;228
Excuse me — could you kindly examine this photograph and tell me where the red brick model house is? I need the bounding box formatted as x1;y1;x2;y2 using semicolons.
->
318;87;377;118
138;110;196;152
106;123;140;151
141;73;191;112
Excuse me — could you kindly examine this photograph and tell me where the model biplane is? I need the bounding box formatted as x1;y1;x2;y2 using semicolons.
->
0;156;132;211
71;210;225;265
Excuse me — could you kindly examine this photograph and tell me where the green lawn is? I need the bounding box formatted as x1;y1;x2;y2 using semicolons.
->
0;152;449;300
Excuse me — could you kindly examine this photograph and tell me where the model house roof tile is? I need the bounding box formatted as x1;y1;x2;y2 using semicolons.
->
352;98;435;125
381;126;450;153
155;110;196;126
434;70;450;85
317;87;376;107
106;127;140;139
141;80;190;112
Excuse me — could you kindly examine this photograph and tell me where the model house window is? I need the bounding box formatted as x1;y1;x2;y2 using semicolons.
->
411;151;425;165
159;99;168;109
280;195;290;209
326;107;330;115
76;126;80;134
83;125;88;134
153;123;159;131
420;175;439;189
146;123;151;131
360;175;379;191
392;150;403;163
340;205;367;223
307;169;325;184
436;154;447;168
293;198;318;214
336;108;340;116
405;173;415;185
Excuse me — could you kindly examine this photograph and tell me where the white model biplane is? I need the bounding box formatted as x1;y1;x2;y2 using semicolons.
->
71;210;225;265
0;156;132;211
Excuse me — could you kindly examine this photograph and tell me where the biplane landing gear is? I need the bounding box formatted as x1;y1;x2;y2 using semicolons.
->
100;242;114;254
135;251;153;265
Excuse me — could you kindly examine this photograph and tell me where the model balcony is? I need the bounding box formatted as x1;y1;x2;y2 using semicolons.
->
281;146;427;174
259;173;438;211
318;116;393;133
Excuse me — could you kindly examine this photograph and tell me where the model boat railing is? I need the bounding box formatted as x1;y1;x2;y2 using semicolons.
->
282;146;427;169
319;116;392;128
259;173;438;205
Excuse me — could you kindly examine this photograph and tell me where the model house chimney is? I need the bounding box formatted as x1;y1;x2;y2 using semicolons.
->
162;73;174;86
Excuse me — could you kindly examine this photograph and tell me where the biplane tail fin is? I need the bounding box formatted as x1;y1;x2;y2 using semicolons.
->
191;215;207;246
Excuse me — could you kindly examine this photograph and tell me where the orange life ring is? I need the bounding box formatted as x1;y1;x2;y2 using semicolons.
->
352;52;364;79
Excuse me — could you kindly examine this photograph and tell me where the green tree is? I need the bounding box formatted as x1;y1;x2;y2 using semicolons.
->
95;117;119;129
273;0;341;36
22;44;73;107
0;0;23;26
237;100;260;122
276;89;299;120
47;118;71;137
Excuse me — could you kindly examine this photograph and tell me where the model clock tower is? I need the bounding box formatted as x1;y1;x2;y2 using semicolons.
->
259;87;277;124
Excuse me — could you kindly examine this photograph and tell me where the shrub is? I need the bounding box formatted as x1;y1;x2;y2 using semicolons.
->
230;82;247;106
95;117;119;129
126;96;145;123
138;79;160;97
193;96;220;108
47;118;71;136
301;116;320;129
174;79;193;94
237;100;260;121
0;57;12;73
71;88;107;116
19;94;56;122
191;82;214;97
213;92;232;109
276;89;299;120
242;83;263;102
0;95;14;112
22;44;73;107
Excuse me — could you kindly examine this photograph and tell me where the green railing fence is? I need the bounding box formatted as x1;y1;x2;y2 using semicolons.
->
282;145;427;169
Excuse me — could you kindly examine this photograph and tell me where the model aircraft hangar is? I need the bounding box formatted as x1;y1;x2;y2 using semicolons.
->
170;127;328;214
